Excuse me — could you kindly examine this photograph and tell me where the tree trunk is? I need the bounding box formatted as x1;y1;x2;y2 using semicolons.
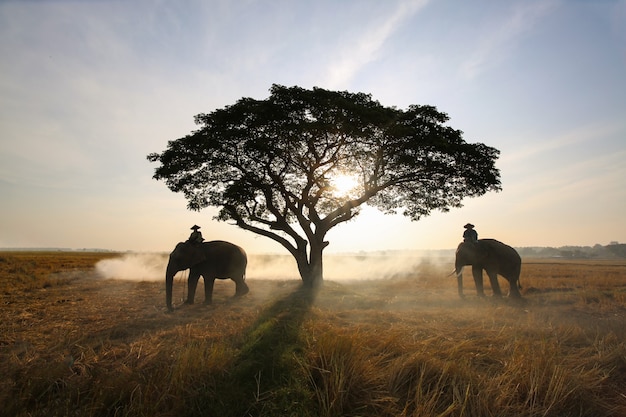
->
294;241;325;289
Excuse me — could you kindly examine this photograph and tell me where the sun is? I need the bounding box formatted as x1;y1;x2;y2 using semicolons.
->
331;173;359;197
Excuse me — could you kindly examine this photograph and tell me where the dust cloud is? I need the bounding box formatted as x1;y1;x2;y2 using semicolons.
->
323;254;447;280
95;252;452;282
249;254;444;280
95;253;167;281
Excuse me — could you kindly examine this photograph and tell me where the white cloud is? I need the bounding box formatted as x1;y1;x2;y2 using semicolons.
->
459;0;558;79
323;0;430;88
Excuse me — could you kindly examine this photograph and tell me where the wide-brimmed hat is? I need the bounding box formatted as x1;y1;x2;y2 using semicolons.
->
190;225;201;230
463;223;475;229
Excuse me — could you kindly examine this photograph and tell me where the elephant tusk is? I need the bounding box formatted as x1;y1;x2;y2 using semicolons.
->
447;269;457;277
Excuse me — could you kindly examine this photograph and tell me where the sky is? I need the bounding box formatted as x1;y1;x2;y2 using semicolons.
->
1;0;625;254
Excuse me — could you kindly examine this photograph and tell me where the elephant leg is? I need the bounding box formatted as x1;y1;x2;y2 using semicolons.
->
234;277;249;297
186;271;201;304
203;277;215;305
472;265;485;297
487;271;502;297
508;276;522;298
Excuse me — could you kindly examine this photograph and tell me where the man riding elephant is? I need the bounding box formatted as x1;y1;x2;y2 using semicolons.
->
462;223;478;243
187;225;204;244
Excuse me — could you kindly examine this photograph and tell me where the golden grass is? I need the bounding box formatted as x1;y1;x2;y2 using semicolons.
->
1;252;625;416
0;251;119;292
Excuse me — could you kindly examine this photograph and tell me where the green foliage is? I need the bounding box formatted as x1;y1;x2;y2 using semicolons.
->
148;85;501;283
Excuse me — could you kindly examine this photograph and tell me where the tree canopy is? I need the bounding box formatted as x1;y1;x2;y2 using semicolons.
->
148;85;501;286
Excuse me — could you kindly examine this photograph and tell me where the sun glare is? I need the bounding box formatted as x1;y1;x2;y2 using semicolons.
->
331;174;359;197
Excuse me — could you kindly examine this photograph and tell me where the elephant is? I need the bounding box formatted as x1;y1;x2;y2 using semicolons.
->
166;240;249;310
455;238;522;298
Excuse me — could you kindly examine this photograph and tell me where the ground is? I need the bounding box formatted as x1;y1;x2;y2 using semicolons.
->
1;253;625;416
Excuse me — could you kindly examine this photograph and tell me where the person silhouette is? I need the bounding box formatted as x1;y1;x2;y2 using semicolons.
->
188;225;204;244
463;223;478;243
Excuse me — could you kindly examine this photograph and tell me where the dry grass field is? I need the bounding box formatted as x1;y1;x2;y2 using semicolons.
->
1;251;625;417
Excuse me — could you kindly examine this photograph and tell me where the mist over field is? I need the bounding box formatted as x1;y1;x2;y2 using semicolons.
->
94;252;452;281
93;242;626;282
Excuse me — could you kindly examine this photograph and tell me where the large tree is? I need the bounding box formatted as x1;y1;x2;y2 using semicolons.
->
148;85;501;287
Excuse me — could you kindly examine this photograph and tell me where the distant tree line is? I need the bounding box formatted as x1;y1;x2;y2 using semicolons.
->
517;243;626;259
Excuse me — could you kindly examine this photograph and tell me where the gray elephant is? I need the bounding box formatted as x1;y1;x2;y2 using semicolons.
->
455;239;522;298
166;240;249;310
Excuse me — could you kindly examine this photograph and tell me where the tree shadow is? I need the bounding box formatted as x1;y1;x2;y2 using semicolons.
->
205;286;319;416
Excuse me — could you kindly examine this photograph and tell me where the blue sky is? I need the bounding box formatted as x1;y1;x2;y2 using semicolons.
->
1;0;625;253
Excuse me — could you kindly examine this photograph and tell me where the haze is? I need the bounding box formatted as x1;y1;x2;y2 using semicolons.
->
95;252;436;282
1;0;625;253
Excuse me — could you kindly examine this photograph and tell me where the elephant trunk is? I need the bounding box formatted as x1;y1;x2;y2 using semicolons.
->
165;262;178;311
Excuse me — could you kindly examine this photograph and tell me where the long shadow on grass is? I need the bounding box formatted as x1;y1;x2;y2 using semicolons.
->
206;286;318;416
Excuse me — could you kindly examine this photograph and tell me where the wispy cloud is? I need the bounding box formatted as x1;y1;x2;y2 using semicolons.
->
503;120;626;215
324;0;430;88
501;120;625;165
459;0;558;79
512;147;626;216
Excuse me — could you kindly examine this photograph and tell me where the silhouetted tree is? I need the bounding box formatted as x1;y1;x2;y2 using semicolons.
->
148;85;501;287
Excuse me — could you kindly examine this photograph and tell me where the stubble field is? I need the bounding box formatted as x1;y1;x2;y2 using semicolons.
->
1;251;625;417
